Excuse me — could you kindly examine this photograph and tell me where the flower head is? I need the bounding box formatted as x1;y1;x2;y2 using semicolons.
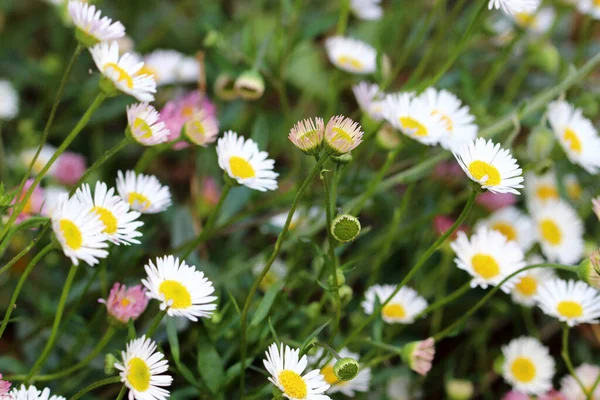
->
126;103;170;146
0;80;18;120
183;110;219;147
324;115;364;155
0;374;10;396
501;336;555;395
488;0;540;15
351;0;383;20
19;145;56;176
116;170;172;214
310;348;371;396
53;152;86;186
324;36;377;74
560;364;600;400
362;284;428;324
9;385;65;400
401;338;435;376
99;283;149;324
511;256;556;307
511;7;555;35
577;0;600;19
474;207;535;251
330;214;361;242
535;279;600;327
288;118;324;155
12;179;45;221
140;49;200;86
352;82;385;122
68;1;125;46
524;171;559;208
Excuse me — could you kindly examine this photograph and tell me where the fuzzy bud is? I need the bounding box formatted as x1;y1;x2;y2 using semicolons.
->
401;338;435;376
331;214;361;243
578;250;600;289
528;41;560;75
333;357;360;381
235;70;265;100
446;379;474;400
527;126;555;163
104;353;118;375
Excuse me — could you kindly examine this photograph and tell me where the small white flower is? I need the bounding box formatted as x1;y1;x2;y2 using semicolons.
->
361;284;428;324
352;82;385;121
0;80;18;120
511;255;556;307
68;1;125;44
324;36;377;74
511;7;556;35
474;207;535;251
524;171;559;208
560;364;600;400
310;348;371;396
126;103;170;146
535;279;600;326
140;49;200;86
577;0;600;19
19;145;57;176
488;0;540;15
9;385;65;400
116;170;172;214
501;336;555;395
350;0;383;20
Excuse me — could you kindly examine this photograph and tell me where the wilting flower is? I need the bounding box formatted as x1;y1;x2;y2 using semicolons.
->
116;170;172;214
362;284;428;324
401;338;435;376
68;1;125;46
324;115;364;155
126;103;170;146
288;117;325;155
0;80;18;120
535;279;600;327
99;283;149;324
53;151;86;186
501;336;555;395
324;36;377;75
9;385;65;400
560;364;600;400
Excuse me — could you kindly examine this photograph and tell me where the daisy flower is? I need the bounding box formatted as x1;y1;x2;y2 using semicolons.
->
352;82;385;121
577;0;600;19
535;279;600;326
216;131;278;192
116;170;172;214
511;255;556;307
324;115;364;155
40;186;69;217
453;138;524;194
361;284;428;324
140;49;200;86
382;92;446;146
324;36;377;74
474;207;535;251
0;80;18;120
76;181;143;245
350;0;383;20
183;110;219;147
67;1;125;45
126;103;170;146
114;336;172;400
488;0;540;15
99;282;149;324
19;145;57;176
90;41;156;102
418;87;478;150
9;385;65;400
501;336;555;395
263;343;330;400
564;174;583;201
560;364;600;400
524;171;559;207
310;348;371;396
532;199;584;265
547;100;600;174
288;118;325;155
450;228;525;292
511;7;556;35
142;255;217;321
51;193;109;266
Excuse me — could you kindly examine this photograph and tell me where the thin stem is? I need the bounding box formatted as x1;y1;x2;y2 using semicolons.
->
239;155;329;395
146;309;167;337
0;217;49;258
69;376;121;400
0;243;55;339
26;263;79;381
115;385;126;400
562;324;588;396
336;0;351;35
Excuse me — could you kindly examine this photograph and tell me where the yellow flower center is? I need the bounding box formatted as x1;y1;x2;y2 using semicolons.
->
182;105;196;118
510;357;536;383
336;55;364;70
33;159;46;174
595;0;600;6
557;300;583;318
229;156;256;179
539;219;562;245
103;62;134;89
382;303;406;319
120;297;131;307
567;182;582;200
133;117;153;140
515;276;538;297
128;192;152;210
159;280;192;309
331;126;354;144
136;65;157;80
127;357;151;392
491;222;517;242
59;219;83;250
278;370;307;398
431;110;454;131
92;206;118;235
321;365;339;385
400;117;428;136
186;119;206;143
536;185;559;201
563;128;582;153
468;160;501;186
515;12;536;26
471;254;500;280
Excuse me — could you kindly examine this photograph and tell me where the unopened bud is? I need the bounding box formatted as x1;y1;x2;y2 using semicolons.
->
376;123;402;151
214;73;238;101
333;357;360;381
235;70;265;100
332;153;353;165
327;269;346;288
104;353;118;375
527;126;555;162
401;338;435;376
446;379;474;400
331;214;361;243
338;285;353;306
528;40;559;75
578;250;600;289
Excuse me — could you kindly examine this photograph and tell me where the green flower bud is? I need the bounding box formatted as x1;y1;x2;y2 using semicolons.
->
104;353;118;375
214;73;238;101
493;354;505;375
338;285;353;306
305;302;321;320
203;30;224;48
528;40;559;75
446;379;474;400
578;250;600;289
333;357;360;381
332;153;353;165
331;214;361;243
527;126;555;162
235;70;265;100
400;338;435;376
375;123;402;151
327;269;346;288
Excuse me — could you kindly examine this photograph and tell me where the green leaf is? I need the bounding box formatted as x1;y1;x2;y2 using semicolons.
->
226;290;241;316
166;317;180;362
197;326;224;394
250;280;284;327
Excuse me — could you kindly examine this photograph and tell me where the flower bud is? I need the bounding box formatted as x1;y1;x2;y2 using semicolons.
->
98;283;149;326
527;126;555;163
578;250;600;289
528;41;559;75
235;70;265;100
331;214;361;243
203;30;224;48
288;118;324;155
327;269;346;288
104;353;118;374
333;357;360;381
593;197;600;221
332;153;353;165
401;338;435;376
214;73;238;101
338;285;353;306
446;379;474;400
375;123;402;151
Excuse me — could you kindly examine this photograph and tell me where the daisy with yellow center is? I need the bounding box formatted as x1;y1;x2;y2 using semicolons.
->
488;0;540;15
263;343;330;400
564;174;583;201
114;335;172;400
474;207;535;251
511;7;555;35
288;118;325;155
453;138;524;194
67;1;125;45
532;199;583;265
547;100;600;173
361;284;428;324
141;49;200;86
350;0;383;20
51;193;109;266
183;110;220;147
560;364;600;400
501;336;555;395
116;170;172;214
310;348;371;396
142;255;217;321
511;255;556;307
450;228;525;292
524;171;559;207
75;181;143;245
19;145;57;176
217;131;278;191
324;36;377;75
324;115;364;155
9;384;66;400
577;0;600;19
90;41;156;102
126;103;170;146
535;279;600;326
352;82;385;122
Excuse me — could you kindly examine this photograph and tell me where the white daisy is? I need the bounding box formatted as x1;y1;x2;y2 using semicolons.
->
524;171;559;207
535;279;600;326
453;138;524;194
450;228;525;292
9;385;65;400
114;335;172;400
18;145;57;176
183;110;219;147
90;41;156;102
116;170;172;214
126;103;170;146
418;88;478;150
382;92;446;146
324;36;377;74
51;193;109;266
140;49;200;86
511;7;555;35
0;80;18;120
564;173;583;201
311;348;371;397
75;181;143;245
324;115;364;155
361;284;428;324
216;131;278;192
577;0;600;19
263;343;330;400
501;336;555;395
40;186;69;217
352;82;385;121
474;207;535;251
547;100;600;174
532;199;584;265
142;255;217;321
67;1;125;44
511;255;556;307
560;364;600;400
350;0;383;20
488;0;540;15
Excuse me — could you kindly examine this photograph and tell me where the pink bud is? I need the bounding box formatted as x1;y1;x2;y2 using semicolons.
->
502;391;531;400
475;191;517;211
99;283;149;324
202;177;221;206
11;179;45;221
433;215;468;240
0;374;10;395
53;152;86;186
401;337;435;376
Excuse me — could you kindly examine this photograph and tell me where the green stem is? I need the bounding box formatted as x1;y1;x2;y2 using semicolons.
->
69;376;121;400
430;258;467;334
336;0;351;35
115;385;127;400
146;309;167;337
0;243;55;339
0;217;49;258
562;324;588;396
26;263;79;381
134;148;157;173
239;155;329;395
480;30;525;96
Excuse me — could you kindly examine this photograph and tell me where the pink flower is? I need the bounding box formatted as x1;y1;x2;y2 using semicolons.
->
0;374;10;395
10;179;45;222
502;391;530;400
52;152;86;186
476;191;517;211
99;283;149;324
539;390;566;400
401;337;435;376
202;177;221;206
433;215;468;240
503;390;566;400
